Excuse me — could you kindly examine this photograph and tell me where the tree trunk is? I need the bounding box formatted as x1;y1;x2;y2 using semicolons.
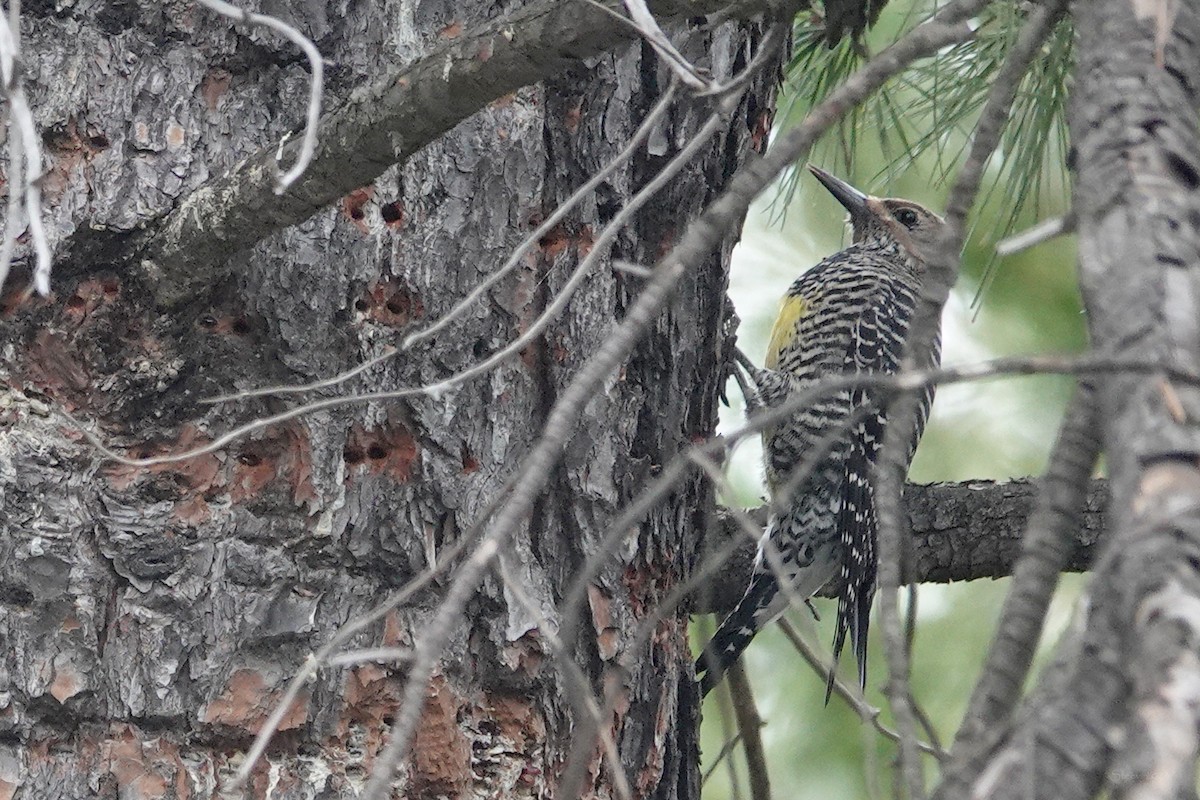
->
0;3;780;797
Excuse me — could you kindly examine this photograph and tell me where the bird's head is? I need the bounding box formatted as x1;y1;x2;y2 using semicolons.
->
808;165;945;267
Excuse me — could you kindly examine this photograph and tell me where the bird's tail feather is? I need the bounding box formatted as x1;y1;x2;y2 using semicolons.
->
696;572;779;697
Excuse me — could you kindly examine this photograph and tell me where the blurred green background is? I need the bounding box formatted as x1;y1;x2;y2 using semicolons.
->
696;3;1086;796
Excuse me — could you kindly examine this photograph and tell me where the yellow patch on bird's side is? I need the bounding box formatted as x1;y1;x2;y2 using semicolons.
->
765;294;808;369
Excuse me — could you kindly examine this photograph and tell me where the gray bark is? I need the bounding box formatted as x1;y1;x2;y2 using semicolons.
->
0;3;779;797
957;1;1200;798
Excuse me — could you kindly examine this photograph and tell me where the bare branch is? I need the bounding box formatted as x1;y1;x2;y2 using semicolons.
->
0;5;52;295
871;3;1068;795
727;660;771;800
195;0;323;192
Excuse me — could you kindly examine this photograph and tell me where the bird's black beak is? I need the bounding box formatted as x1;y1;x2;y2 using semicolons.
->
808;165;870;217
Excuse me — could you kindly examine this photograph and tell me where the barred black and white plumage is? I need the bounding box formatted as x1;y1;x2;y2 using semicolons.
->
696;166;944;699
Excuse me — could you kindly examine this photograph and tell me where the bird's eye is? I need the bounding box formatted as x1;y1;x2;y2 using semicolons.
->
894;208;919;228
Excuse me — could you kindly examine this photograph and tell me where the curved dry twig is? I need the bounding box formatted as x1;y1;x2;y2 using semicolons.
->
870;4;1067;796
0;6;53;295
197;0;323;192
777;618;947;759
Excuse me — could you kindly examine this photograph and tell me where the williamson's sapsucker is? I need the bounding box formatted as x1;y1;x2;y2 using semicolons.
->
696;165;946;698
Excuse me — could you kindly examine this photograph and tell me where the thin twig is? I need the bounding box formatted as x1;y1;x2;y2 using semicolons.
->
0;6;52;295
702;729;747;787
204;346;398;404
196;0;323;192
727;660;772;800
933;384;1100;799
995;210;1076;257
777;618;947;759
870;4;1066;797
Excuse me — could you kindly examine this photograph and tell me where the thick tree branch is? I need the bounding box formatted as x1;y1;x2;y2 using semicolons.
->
691;477;1109;614
135;0;796;307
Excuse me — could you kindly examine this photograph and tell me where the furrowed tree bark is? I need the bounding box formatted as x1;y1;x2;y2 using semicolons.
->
48;0;798;309
0;3;781;797
957;2;1200;798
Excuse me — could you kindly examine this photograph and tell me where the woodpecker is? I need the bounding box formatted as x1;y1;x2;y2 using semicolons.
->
696;165;945;699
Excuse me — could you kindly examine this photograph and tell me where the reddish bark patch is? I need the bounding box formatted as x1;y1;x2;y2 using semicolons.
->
103;726;182;800
40;118;108;202
344;422;420;482
501;630;546;676
657;226;678;259
576;225;595;257
105;425;220;495
200;68;232;111
341;187;374;233
488;694;546;756
460;444;480;474
490;92;517;109
62;278;113;324
283;426;318;508
563;97;584;134
201;668;310;734
25;330;90;402
439;20;463;38
229;443;278;504
537;225;570;260
587;584;620;661
750;108;774;154
49;664;83;703
622;560;679;619
477;39;494;62
382;610;407;647
411;675;470;796
360;277;425;328
227;425;316;507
